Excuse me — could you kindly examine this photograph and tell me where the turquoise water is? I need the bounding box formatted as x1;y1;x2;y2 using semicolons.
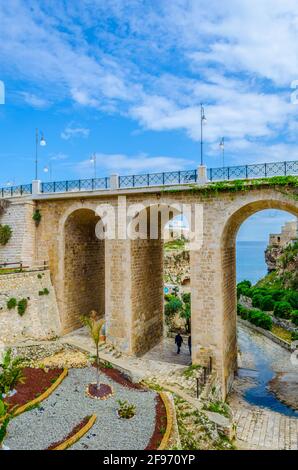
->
236;241;268;285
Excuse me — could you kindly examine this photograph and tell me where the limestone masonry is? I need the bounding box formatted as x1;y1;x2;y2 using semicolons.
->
0;183;298;398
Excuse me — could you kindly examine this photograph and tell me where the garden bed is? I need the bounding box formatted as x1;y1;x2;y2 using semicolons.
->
145;394;167;450
100;366;146;391
5;367;64;411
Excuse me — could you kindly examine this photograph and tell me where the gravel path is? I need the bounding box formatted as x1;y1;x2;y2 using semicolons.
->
4;368;158;450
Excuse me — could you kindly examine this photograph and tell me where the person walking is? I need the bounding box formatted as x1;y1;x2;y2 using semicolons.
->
175;332;183;354
188;335;191;356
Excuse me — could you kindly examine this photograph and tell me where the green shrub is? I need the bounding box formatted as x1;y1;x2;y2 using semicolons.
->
247;309;272;330
38;288;49;296
0;225;12;245
182;292;191;305
0;348;25;395
274;301;292;319
164;297;182;317
237;280;252;298
291;331;298;341
260;295;275;312
32;209;42;225
252;294;264;309
282;291;298;309
237;304;249;320
7;298;17;310
117;400;136;419
271;289;286;301
290;310;298;326
17;298;28;316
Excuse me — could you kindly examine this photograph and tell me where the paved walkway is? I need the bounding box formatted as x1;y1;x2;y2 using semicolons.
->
230;386;298;450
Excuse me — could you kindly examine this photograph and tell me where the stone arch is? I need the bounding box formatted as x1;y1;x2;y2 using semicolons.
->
128;201;187;355
220;196;298;394
61;206;105;333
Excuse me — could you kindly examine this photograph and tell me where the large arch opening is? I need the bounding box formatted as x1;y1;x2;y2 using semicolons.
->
130;203;191;366
221;199;298;396
63;208;105;333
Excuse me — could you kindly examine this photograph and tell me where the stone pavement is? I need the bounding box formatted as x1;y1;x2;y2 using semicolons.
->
230;386;298;450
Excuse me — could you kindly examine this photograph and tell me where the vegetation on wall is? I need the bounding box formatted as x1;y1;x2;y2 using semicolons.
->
17;298;28;317
0;224;12;246
38;288;49;296
6;298;17;310
163;175;298;200
32;209;42;226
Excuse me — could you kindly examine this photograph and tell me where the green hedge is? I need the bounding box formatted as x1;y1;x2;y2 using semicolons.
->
237;304;272;330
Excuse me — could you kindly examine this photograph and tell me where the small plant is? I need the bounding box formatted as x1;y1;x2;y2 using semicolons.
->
32;209;42;226
37;274;42;279
0;225;12;246
17;298;28;316
0;348;25;395
81;312;105;391
0;398;10;449
117;399;136;419
204;400;230;418
7;298;17;310
38;288;49;296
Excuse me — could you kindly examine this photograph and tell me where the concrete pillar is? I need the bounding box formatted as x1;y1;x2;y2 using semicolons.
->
110;174;119;190
197;165;207;185
32;180;41;195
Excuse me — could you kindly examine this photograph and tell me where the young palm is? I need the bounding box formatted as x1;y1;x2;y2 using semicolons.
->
81;312;105;390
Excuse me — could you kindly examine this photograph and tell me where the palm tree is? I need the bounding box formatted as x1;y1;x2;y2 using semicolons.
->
81;311;105;390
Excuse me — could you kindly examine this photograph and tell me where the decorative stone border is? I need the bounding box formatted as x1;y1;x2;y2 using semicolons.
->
158;392;174;450
50;415;97;450
11;368;68;419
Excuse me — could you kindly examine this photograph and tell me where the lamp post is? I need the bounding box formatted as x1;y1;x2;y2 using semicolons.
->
200;104;207;166
90;153;96;179
35;129;46;180
219;137;225;168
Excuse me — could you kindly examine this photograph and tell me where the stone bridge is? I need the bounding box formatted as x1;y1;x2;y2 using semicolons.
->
0;170;298;398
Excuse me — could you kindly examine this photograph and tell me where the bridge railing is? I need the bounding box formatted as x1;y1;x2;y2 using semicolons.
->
0;184;32;198
0;160;297;197
41;177;110;193
208;160;298;182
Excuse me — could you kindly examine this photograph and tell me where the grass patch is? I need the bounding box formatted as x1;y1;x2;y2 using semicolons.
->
183;364;202;379
271;324;292;343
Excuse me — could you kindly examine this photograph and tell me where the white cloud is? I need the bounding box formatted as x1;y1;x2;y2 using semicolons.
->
61;126;90;140
20;92;49;108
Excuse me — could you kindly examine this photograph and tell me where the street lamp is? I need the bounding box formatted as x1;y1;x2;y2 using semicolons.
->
90;153;96;179
219;137;225;168
35;129;47;180
200;104;207;166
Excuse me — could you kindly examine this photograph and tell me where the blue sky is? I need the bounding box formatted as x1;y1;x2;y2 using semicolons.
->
0;1;297;237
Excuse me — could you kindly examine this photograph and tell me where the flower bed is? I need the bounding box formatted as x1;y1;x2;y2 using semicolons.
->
47;415;97;450
4;367;64;412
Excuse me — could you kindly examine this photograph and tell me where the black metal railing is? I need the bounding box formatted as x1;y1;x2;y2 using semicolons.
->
0;184;32;198
41;177;110;193
208;160;298;181
0;160;297;197
119;169;197;188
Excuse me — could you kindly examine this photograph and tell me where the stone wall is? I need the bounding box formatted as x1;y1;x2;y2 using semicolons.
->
0;201;35;266
63;208;105;333
131;237;164;355
0;270;61;343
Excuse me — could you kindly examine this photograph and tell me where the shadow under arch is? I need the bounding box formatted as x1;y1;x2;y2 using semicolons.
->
62;207;105;333
128;201;189;355
220;198;298;392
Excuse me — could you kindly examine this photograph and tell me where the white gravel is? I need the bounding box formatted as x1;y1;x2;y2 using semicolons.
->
4;367;158;450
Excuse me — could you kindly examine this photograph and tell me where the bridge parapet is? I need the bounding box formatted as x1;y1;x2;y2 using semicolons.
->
1;159;297;199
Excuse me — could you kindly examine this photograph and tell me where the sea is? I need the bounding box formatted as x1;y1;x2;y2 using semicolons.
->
236;241;268;285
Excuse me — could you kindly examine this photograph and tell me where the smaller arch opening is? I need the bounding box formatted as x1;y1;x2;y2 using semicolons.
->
63;208;105;333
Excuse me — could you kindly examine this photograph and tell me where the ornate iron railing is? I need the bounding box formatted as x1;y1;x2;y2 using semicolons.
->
0;160;297;197
119;170;197;188
208;160;298;181
41;177;110;193
0;184;32;198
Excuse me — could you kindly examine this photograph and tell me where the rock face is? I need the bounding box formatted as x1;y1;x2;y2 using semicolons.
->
164;249;190;285
264;219;298;289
